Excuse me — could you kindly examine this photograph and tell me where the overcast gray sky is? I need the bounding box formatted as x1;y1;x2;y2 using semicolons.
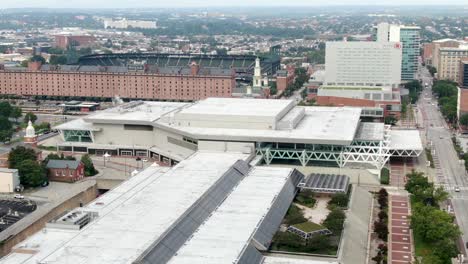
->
5;0;468;8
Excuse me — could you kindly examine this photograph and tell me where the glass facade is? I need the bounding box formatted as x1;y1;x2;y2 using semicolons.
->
462;63;468;87
63;130;93;142
400;28;420;80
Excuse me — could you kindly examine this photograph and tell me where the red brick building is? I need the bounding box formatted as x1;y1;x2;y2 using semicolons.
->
54;35;96;49
46;160;85;183
315;96;401;118
0;62;235;101
276;65;295;92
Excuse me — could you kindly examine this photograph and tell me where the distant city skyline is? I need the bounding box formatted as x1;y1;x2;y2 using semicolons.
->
5;0;468;8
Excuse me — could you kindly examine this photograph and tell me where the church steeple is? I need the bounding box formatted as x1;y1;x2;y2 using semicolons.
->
253;57;262;88
24;119;38;147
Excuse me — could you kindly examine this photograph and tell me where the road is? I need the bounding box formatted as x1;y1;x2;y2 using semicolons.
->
289;86;305;102
417;65;468;253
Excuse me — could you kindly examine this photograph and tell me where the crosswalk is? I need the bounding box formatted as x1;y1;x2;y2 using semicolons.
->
436;185;468;191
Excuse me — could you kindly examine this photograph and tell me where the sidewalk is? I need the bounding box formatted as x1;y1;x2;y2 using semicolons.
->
340;186;372;264
389;158;415;188
388;194;413;264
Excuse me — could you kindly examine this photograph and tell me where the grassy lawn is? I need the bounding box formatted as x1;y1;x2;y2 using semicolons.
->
414;233;432;259
292;221;325;233
270;230;339;256
425;148;435;168
37;145;57;151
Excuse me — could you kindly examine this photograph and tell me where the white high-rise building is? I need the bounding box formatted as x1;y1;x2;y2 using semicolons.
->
374;23;421;80
325;41;403;88
375;23;401;42
104;18;157;29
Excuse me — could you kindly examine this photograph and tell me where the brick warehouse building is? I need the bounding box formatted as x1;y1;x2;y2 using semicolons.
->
54;35;96;49
0;62;235;101
0;53;281;101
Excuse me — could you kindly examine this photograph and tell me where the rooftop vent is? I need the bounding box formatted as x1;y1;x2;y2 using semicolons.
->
46;210;98;231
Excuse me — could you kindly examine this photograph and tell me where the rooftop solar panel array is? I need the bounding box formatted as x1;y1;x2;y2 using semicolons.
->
301;174;350;193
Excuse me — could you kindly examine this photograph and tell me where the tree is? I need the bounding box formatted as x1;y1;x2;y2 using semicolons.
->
306;234;332;251
378;210;388;221
405;80;423;103
270;81;278;95
81;154;98;176
374;220;388;241
460;113;468;127
43;153;61;165
24;112;37;123
10;106;22;122
378;188;388;198
384;116;397;125
405;170;431;194
8;146;38;169
47;47;65;54
411;202;460;243
427;65;437;77
17;159;47;187
0;116;12;131
20;60;28;67
49;55;67;65
0;115;13;142
433;239;459;262
405;170;449;205
30;55;46;64
284;204;307;225
0;130;12;142
0;101;12;117
323;208;346;234
329;193;349;208
272;231;304;250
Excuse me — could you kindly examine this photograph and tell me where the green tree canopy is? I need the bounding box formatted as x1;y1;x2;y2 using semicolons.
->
17;159;47;187
404;80;423;104
284;204;307;225
411;203;460;242
329;193;349;208
8;146;38;169
24;112;38;123
0;101;12;117
49;55;67;65
405;170;449;205
0;116;12;131
323;208;346;234
10;106;22;122
47;47;65;54
427;65;437;77
405;170;432;193
30;55;46;64
460;113;468;127
81;154;98;176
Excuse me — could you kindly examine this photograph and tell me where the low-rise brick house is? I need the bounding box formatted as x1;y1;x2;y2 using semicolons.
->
46;160;85;183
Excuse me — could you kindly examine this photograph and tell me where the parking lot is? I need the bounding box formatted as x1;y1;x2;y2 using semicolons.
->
0;199;36;232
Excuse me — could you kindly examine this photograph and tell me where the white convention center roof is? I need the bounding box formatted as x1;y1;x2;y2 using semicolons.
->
168;167;293;264
0;151;248;264
388;130;423;150
162;106;363;145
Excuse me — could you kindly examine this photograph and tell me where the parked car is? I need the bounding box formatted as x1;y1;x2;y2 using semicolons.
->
455;186;461;192
13;194;25;199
